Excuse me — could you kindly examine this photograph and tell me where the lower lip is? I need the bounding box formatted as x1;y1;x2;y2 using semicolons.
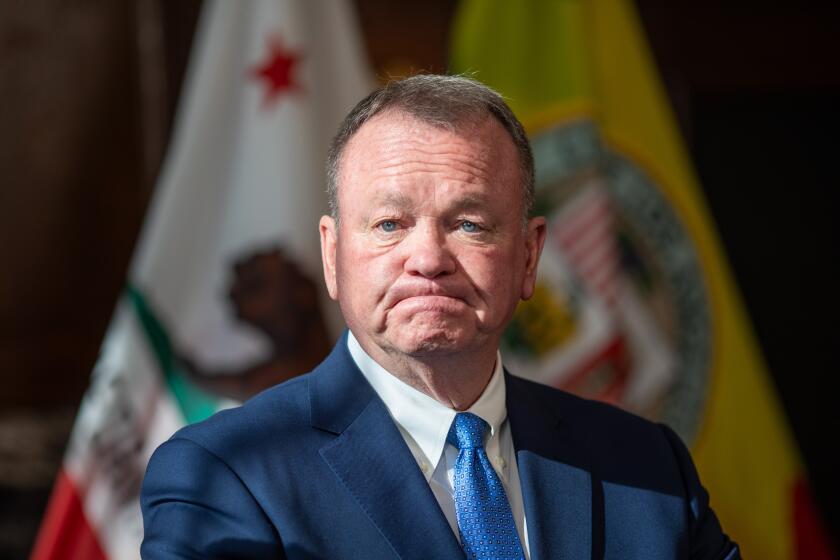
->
394;295;466;312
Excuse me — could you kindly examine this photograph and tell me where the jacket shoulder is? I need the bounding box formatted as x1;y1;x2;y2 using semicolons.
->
505;372;681;472
506;372;660;432
170;373;312;457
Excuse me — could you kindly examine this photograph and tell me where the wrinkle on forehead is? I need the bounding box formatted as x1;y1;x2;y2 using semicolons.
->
345;112;505;176
368;189;492;210
338;111;522;222
372;148;494;186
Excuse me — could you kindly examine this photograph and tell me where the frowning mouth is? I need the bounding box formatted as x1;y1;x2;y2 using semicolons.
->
382;282;471;313
392;294;467;313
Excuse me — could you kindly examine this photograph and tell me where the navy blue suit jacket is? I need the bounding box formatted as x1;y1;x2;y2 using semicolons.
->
141;334;739;559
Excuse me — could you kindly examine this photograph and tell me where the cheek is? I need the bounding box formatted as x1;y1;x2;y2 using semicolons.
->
467;250;526;312
335;244;393;312
466;247;521;289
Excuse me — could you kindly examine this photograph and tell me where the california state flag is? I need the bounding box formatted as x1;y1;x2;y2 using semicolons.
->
32;1;371;558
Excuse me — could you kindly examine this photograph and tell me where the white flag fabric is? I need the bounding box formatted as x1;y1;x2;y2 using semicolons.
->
32;2;372;558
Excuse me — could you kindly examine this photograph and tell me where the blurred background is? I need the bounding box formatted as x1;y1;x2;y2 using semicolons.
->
1;0;838;558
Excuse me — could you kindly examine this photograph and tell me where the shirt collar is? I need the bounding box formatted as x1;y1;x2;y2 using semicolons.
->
347;331;507;469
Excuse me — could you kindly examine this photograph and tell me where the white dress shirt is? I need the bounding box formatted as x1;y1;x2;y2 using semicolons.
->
347;332;530;558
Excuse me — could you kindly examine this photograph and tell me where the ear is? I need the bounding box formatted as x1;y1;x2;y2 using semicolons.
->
319;215;339;300
520;216;547;300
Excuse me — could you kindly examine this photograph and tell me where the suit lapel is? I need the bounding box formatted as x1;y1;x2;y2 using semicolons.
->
310;335;463;560
506;373;594;560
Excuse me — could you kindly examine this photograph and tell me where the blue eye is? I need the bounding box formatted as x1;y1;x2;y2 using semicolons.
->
460;220;479;233
379;220;398;232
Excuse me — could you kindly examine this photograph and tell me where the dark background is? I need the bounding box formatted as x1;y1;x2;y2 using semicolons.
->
1;1;837;557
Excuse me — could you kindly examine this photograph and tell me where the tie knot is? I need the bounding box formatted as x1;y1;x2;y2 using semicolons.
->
447;412;488;450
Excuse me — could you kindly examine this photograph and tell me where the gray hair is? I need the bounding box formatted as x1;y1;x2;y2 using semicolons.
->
325;74;535;222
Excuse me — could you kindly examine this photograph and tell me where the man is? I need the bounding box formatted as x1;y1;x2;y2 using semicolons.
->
141;75;739;559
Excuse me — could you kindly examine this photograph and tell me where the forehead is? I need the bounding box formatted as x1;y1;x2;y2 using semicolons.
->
337;111;521;207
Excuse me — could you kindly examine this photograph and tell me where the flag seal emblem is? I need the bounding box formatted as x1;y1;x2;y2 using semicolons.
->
503;120;711;442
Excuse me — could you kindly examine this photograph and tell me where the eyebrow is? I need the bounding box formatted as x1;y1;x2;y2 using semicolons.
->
364;191;494;218
369;191;417;210
452;194;492;211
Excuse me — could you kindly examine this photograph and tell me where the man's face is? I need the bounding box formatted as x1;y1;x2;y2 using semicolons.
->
320;111;545;362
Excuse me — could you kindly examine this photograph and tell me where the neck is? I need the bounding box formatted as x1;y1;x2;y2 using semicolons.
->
355;335;498;410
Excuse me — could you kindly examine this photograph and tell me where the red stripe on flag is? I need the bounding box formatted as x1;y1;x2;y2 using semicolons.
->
554;211;612;249
573;240;617;285
551;186;621;306
551;334;630;405
554;188;611;238
30;469;107;560
556;219;613;267
793;476;836;560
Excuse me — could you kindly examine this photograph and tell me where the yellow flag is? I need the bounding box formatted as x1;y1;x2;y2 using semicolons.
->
452;2;832;558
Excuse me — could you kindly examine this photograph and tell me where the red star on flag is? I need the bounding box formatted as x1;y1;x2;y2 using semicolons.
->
250;35;302;108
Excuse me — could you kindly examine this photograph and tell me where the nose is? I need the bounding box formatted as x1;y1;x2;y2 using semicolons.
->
404;222;457;278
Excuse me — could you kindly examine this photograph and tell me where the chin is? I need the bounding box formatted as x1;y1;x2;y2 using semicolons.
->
390;326;476;357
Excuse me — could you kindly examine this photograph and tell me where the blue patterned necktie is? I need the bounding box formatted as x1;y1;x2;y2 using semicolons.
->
447;412;525;560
